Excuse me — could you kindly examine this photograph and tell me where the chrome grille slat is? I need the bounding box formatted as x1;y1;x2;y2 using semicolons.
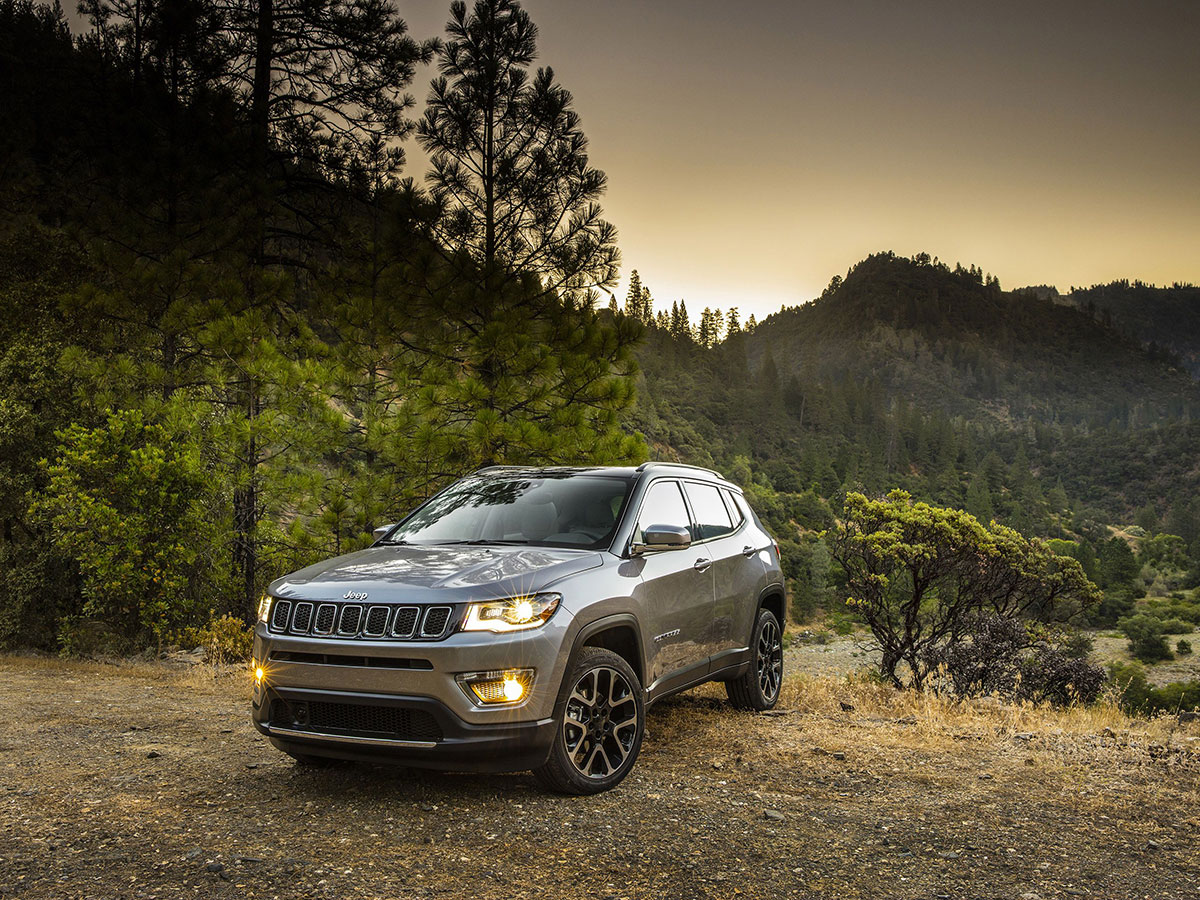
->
269;600;292;632
338;604;363;635
363;606;390;637
392;606;420;638
291;602;314;633
421;606;452;638
313;604;337;635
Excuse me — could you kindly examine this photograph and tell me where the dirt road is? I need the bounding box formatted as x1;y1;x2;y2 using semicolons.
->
1;656;1197;899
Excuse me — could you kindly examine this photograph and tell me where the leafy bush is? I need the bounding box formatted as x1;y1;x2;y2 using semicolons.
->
32;409;220;651
1109;662;1200;714
927;615;1106;705
178;614;254;664
1118;614;1173;663
831;491;1100;687
1177;639;1193;656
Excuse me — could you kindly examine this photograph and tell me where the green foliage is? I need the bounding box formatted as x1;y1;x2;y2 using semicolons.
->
32;409;221;650
830;490;1100;687
1108;662;1200;715
1177;639;1193;656
178;614;255;664
1117;614;1173;664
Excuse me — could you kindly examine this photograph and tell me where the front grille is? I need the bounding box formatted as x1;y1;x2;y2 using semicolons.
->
270;600;292;632
269;651;433;670
267;600;457;641
270;698;443;742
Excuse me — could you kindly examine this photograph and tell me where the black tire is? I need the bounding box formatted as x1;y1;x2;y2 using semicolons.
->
534;647;645;795
725;608;783;711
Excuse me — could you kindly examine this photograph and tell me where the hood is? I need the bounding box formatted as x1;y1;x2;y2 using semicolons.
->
268;543;604;603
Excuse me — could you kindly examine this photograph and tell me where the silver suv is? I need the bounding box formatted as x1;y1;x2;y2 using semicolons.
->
251;463;786;793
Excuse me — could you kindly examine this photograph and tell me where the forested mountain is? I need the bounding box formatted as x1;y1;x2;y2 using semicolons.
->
1060;281;1200;379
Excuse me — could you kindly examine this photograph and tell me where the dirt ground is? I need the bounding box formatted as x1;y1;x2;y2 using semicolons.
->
2;655;1198;900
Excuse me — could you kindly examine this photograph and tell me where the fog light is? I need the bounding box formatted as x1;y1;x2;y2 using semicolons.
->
254;666;264;682
457;669;534;705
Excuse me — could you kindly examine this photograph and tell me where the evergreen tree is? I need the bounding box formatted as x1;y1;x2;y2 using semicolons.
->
417;0;618;309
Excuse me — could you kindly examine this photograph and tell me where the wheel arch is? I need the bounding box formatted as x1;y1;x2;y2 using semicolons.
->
758;584;786;630
572;614;645;688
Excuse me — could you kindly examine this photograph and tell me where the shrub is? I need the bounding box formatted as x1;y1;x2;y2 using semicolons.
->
1109;662;1200;714
926;615;1106;706
1177;640;1193;656
831;491;1100;687
1118;614;1173;663
32;409;220;651
178;614;254;664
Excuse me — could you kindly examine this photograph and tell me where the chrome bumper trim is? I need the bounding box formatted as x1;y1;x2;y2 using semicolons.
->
266;726;439;749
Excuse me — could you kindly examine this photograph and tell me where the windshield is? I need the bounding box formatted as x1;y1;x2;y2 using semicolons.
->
384;475;634;550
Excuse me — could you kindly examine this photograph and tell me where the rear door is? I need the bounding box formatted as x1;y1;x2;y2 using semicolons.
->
632;478;716;694
682;481;767;671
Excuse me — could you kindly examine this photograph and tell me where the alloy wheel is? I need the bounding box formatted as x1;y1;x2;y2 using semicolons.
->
562;665;639;779
757;618;783;701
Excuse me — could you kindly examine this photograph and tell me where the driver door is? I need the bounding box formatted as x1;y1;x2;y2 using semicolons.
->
631;479;716;696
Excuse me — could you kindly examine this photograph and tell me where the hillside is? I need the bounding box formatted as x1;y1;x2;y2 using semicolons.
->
744;253;1200;428
1063;280;1200;379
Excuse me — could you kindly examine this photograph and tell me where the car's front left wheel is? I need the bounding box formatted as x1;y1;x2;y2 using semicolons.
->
534;647;644;794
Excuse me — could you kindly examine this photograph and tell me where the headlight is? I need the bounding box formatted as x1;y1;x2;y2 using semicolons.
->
461;593;561;633
256;594;272;623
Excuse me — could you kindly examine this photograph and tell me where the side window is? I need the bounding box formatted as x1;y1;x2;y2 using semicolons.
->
722;489;745;527
635;480;691;542
684;482;734;541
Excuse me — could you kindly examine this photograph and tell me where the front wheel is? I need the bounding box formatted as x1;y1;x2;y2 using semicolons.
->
725;608;783;710
534;647;644;795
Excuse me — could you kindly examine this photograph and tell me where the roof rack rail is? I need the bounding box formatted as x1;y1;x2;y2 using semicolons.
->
635;461;724;479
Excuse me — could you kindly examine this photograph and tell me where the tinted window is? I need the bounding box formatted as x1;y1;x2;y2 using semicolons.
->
386;475;632;549
684;482;734;540
635;480;691;542
722;489;744;526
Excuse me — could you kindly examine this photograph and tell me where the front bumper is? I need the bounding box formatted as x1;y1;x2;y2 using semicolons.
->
253;685;556;771
250;616;571;771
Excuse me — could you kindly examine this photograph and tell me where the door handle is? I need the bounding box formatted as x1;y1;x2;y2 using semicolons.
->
742;545;757;557
693;557;712;572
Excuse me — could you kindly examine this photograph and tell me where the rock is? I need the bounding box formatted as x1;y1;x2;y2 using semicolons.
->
1013;732;1034;741
839;701;855;712
810;747;828;755
1179;711;1199;724
205;862;223;874
1102;727;1116;738
763;809;785;821
185;848;202;860
146;751;161;759
978;773;993;780
831;751;846;760
937;851;960;860
1020;893;1042;900
1145;839;1161;851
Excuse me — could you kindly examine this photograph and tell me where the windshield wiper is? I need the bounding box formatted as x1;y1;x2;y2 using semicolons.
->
441;539;530;546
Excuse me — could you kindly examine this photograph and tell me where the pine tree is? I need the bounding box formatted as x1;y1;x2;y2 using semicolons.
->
625;270;643;318
417;0;618;309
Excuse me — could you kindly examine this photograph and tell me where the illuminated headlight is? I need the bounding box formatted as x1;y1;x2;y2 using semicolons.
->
457;669;535;705
462;593;561;633
256;594;272;623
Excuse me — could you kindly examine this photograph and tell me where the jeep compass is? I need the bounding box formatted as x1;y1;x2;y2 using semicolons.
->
251;463;786;793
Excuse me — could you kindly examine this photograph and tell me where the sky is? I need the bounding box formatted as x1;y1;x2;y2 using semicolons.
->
72;0;1200;320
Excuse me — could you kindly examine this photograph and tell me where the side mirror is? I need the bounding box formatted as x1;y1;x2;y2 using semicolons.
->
633;523;691;554
372;523;397;542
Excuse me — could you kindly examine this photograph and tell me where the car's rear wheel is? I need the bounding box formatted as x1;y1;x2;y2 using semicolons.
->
725;608;783;710
534;647;644;794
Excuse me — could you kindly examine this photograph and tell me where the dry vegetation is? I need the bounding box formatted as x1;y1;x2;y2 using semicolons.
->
1;654;1198;899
